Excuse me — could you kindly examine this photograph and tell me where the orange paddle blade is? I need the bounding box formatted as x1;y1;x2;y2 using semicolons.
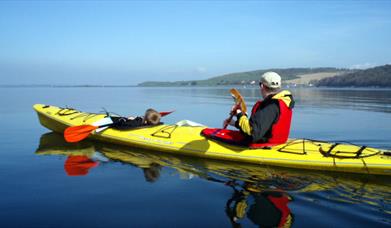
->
230;88;247;113
64;125;98;143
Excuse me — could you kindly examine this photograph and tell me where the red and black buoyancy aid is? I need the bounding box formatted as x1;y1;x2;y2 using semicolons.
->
201;91;294;148
267;193;292;228
249;90;294;148
246;192;292;227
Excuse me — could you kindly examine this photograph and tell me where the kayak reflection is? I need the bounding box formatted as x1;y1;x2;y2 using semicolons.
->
36;132;390;191
35;132;316;189
36;132;390;225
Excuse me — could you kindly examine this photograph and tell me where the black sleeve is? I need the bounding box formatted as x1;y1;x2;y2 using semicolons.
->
112;116;144;129
249;102;279;142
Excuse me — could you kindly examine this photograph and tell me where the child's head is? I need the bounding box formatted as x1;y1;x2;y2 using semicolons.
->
144;108;161;125
143;163;161;182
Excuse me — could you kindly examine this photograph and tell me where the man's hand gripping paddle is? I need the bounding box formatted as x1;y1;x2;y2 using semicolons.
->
64;110;174;143
223;88;247;129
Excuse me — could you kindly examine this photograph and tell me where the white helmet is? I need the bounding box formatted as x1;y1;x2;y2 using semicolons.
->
261;71;281;89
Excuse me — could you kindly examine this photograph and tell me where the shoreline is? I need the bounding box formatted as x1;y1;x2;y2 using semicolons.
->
1;85;391;90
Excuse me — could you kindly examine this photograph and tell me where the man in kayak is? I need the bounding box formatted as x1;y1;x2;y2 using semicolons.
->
112;108;162;129
225;72;294;146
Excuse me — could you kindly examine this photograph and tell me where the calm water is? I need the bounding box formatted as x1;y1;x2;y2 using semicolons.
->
0;87;390;227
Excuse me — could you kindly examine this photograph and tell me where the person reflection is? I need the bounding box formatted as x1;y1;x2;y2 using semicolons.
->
142;163;162;183
225;181;293;228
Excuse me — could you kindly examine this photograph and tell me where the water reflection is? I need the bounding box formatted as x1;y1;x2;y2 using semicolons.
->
289;88;391;113
36;132;390;227
159;87;391;113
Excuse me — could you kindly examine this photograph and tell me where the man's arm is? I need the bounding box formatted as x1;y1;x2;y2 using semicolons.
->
236;102;279;142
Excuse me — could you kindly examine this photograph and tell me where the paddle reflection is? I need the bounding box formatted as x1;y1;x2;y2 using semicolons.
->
36;132;99;176
64;155;99;176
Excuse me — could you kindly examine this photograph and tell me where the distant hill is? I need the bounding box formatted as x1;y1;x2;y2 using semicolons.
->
314;65;391;87
138;67;345;87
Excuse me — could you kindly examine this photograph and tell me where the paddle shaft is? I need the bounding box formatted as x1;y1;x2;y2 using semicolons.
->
223;103;241;129
95;123;114;129
223;113;235;129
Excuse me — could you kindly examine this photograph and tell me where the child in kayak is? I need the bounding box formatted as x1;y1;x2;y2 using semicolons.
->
112;108;161;129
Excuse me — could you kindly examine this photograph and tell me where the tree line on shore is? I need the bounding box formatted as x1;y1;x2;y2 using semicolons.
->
313;65;391;88
139;67;343;87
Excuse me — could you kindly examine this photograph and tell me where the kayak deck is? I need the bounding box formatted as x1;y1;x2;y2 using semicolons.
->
33;104;391;175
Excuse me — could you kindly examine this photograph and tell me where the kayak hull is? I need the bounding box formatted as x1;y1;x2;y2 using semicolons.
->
33;104;391;175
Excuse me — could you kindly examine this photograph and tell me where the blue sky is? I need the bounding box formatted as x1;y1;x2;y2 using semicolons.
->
1;1;391;85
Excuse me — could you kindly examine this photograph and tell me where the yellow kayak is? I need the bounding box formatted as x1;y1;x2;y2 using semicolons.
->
33;104;391;176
